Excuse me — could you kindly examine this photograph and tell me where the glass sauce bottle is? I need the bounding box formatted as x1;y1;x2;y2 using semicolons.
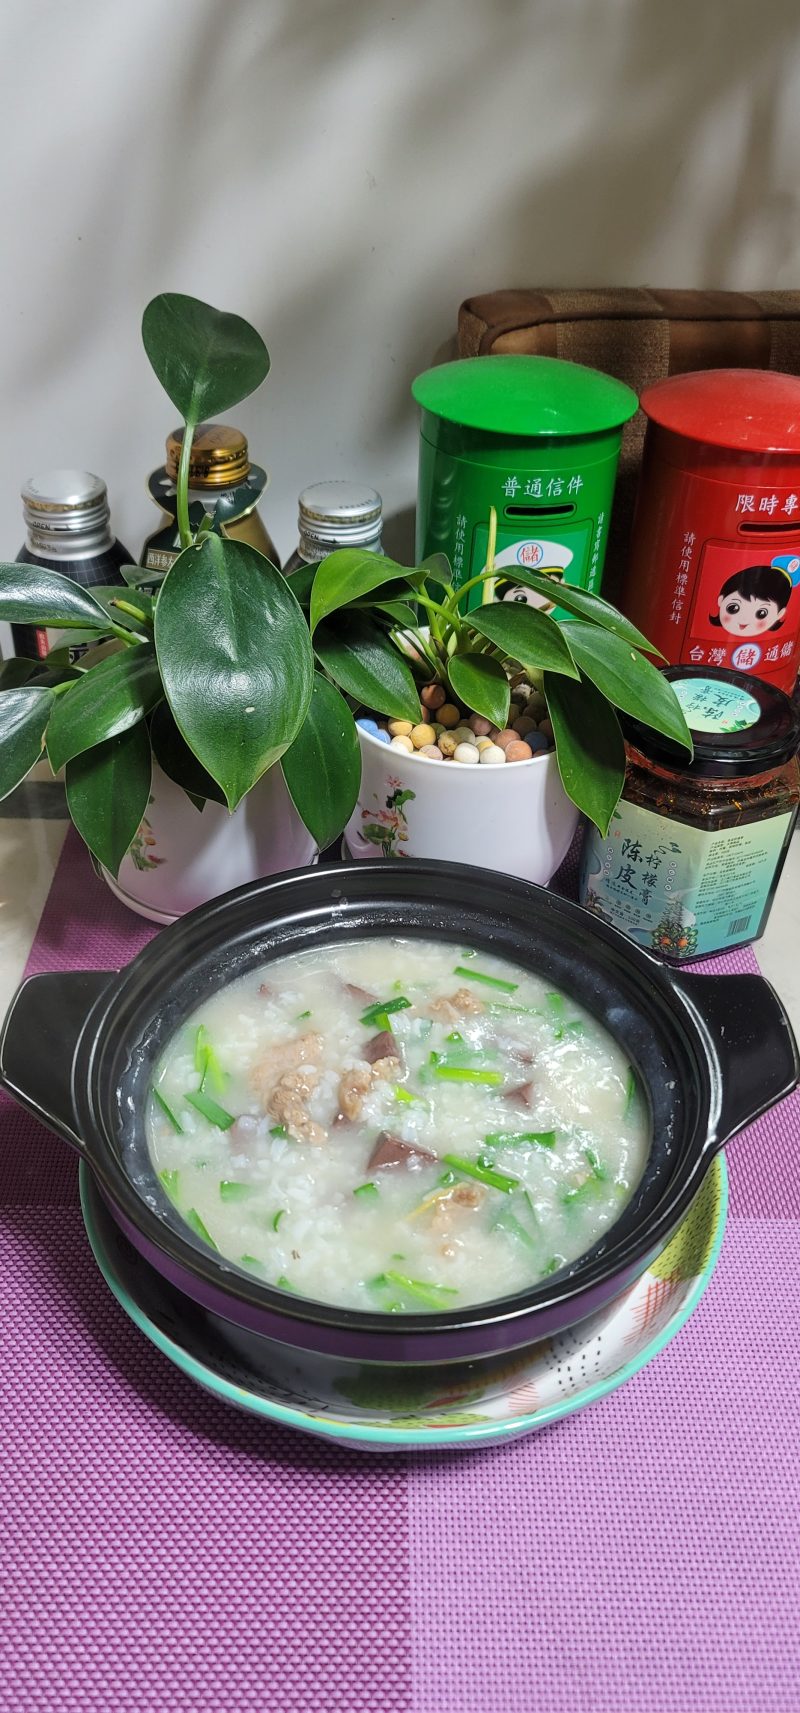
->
13;469;131;660
141;423;280;577
580;667;800;962
284;481;383;575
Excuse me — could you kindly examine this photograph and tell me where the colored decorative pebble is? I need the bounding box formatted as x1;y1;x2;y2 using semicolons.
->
479;743;507;764
538;718;554;740
389;735;414;752
452;727;476;748
374;727;392;744
420;683;447;710
526;693;547;718
512;715;537;737
418;743;443;760
438;704;461;728
494;729;518;751
526;731;550;754
505;740;533;762
438;732;459;757
475;736;494;753
453;742;480;765
410;722;437;749
388;719;414;737
468;714;493;737
357;717;380;734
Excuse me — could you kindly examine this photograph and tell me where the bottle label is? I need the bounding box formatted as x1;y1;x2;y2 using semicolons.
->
672;675;761;733
580;797;795;958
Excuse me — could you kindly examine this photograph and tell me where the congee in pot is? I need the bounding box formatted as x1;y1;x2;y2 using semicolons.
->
147;939;648;1311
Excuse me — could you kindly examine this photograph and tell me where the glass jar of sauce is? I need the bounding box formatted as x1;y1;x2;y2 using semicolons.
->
580;666;800;962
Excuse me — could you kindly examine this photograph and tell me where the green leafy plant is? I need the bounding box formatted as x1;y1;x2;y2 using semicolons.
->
0;293;691;878
0;294;356;872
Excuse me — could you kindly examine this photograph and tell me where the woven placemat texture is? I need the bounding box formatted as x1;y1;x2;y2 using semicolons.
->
1;830;798;1712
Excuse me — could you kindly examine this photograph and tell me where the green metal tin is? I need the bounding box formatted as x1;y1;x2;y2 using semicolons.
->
412;355;638;612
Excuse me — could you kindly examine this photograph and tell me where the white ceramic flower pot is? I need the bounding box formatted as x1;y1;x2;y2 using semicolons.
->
103;760;317;924
345;728;580;885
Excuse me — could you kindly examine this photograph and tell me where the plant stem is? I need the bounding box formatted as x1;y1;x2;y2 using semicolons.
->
109;598;151;626
483;505;498;605
443;566;496;614
176;421;196;550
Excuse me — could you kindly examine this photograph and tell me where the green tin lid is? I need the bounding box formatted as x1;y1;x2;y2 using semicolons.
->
412;355;639;439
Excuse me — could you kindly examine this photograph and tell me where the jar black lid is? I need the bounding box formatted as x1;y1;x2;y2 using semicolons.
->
623;666;800;779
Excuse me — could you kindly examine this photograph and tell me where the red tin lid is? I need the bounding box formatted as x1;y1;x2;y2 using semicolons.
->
640;369;800;454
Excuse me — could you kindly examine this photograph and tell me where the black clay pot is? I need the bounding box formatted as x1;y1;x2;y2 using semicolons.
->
1;860;797;1365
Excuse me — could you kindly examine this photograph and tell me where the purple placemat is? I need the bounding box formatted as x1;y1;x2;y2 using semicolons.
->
2;831;799;1713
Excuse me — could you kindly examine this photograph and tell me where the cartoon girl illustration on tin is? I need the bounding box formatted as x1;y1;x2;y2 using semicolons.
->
494;568;564;612
710;556;800;637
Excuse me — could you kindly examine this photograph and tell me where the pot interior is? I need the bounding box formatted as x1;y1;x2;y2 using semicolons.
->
75;862;711;1338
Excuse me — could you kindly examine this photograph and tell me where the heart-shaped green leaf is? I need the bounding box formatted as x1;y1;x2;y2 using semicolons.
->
467;602;579;679
0;563;109;628
310;550;415;632
66;722;153;876
314;614;421;722
447;652;510;727
543;671;626;834
497;569;663;654
142;294;270;425
149;700;228;806
281;674;362;849
155;535;313;810
564;622;693;752
46;646;162;772
0;687;55;799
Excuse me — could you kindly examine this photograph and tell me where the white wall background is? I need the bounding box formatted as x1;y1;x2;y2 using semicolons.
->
1;0;799;585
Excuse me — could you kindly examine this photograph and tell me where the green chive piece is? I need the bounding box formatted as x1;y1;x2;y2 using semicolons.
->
584;1146;608;1180
353;1182;379;1199
416;1017;433;1039
541;1254;566;1277
546;992;564;1018
240;1254;263;1269
390;1252;406;1260
276;1274;296;1292
272;1208;286;1230
270;1124;290;1139
519;1187;538;1221
562;1179;601;1208
434;1066;503;1086
446;1030;464;1044
459;949;478;960
194;1025;209;1074
194;1025;226;1095
566;1019;585;1036
624;1067;637;1117
296;1009;312;1021
186;1089;236;1130
484;1130;557;1150
453;965;518;993
185;1207;218;1250
219;1180;254;1202
152;1088;183;1133
360;996;411;1027
394;1085;417;1105
486;1002;542;1017
493;1209;537;1251
158;1168;180;1199
442;1154;519;1193
437;1169;458;1188
382;1270;459;1308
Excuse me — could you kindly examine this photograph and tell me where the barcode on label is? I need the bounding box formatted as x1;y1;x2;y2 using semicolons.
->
728;915;751;936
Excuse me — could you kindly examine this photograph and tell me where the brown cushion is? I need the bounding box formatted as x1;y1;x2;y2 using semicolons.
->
457;288;800;596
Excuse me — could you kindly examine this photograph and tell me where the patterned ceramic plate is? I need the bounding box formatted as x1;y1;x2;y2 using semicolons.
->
80;1158;727;1452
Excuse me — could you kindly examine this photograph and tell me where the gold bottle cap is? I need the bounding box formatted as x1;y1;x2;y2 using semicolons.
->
165;423;251;487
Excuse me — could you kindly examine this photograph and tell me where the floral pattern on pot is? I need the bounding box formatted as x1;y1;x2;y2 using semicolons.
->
358;779;416;857
128;799;166;872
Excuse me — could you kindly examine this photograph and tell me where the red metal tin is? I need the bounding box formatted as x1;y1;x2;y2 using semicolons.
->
622;370;800;692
